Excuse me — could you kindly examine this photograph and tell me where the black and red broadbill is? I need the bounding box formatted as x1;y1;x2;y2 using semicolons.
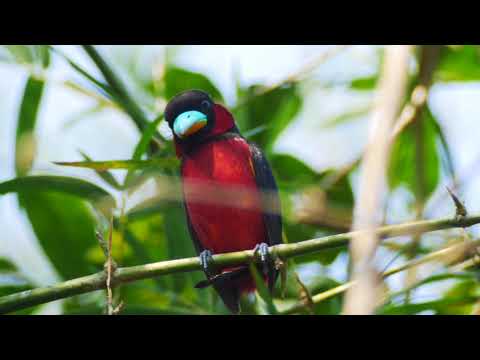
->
164;90;283;314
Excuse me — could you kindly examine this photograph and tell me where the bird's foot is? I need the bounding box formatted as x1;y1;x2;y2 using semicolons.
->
253;242;272;277
199;249;215;278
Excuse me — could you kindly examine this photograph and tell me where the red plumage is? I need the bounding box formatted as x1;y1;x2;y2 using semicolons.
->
165;91;282;313
182;136;265;292
180;106;264;293
182;137;265;254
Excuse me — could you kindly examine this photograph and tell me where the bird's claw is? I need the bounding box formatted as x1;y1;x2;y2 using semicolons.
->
254;242;271;276
199;249;215;278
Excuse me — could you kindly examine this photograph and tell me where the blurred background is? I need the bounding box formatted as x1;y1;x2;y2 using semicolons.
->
1;45;480;315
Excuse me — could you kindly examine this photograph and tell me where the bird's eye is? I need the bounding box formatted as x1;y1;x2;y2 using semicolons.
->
201;100;210;111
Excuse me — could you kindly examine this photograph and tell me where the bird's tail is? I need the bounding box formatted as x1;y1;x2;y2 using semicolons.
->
195;266;255;314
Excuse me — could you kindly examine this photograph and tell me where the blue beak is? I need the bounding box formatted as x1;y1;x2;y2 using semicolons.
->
173;111;208;139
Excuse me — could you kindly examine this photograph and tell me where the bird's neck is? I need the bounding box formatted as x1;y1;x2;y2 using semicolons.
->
174;104;240;159
175;130;241;159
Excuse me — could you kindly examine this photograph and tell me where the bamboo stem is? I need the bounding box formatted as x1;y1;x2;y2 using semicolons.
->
1;214;480;314
343;45;413;314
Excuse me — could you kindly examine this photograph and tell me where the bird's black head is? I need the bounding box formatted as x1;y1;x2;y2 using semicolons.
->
165;90;238;157
164;90;216;143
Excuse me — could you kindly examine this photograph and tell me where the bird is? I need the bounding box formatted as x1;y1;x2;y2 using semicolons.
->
164;89;283;314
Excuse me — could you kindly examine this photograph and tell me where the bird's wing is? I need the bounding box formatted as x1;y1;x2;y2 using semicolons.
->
183;202;205;256
249;142;283;293
248;142;283;247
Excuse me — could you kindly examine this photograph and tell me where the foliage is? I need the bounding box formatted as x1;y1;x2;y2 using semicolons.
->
0;45;479;315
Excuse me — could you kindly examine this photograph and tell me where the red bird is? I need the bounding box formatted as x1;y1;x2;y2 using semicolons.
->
164;90;283;313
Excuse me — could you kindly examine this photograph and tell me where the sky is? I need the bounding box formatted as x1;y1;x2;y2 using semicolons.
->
1;45;480;314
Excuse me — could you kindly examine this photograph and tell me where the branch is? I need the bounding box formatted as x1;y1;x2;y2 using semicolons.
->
1;214;480;314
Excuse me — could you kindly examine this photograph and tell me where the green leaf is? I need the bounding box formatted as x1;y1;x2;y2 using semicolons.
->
125;214;170;283
62;104;106;131
378;295;480;315
121;228;171;291
126;199;214;310
49;46;114;98
64;304;199;315
0;176;115;210
125;196;171;222
163;202;200;294
36;45;51;68
124;114;165;187
79;151;122;190
0;258;39;314
0;258;17;272
271;154;354;209
285;223;346;265
3;45;35;64
2;45;50;68
436;279;480;315
15;76;45;176
164;66;223;102
269;154;321;188
234;85;302;151
18;192;99;280
55;158;179;172
131;114;165;161
0;283;33;298
436;45;480;82
320;168;355;210
309;276;343;315
0;274;31;297
249;263;279;315
387;272;476;303
388;107;440;199
321;106;370;129
428;108;456;183
82;45;150;133
281;274;343;315
349;75;378;90
269;155;353;265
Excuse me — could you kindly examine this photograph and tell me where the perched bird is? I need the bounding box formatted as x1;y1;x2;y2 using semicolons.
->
164;90;283;313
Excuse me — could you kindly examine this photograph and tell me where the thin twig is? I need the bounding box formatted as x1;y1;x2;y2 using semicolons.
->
233;45;349;110
106;217;114;315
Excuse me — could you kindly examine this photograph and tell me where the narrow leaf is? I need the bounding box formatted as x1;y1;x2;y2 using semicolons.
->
79;151;122;190
249;263;279;315
49;46;114;98
427;106;456;183
164;66;224;102
19;192;100;280
55;158;179;171
15;76;45;176
124;114;165;187
82;45;150;132
0;176;115;209
388;107;440;198
234;84;302;151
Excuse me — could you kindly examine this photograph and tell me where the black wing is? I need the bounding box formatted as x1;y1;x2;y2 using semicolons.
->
183;203;205;256
249;142;283;293
249;142;283;247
